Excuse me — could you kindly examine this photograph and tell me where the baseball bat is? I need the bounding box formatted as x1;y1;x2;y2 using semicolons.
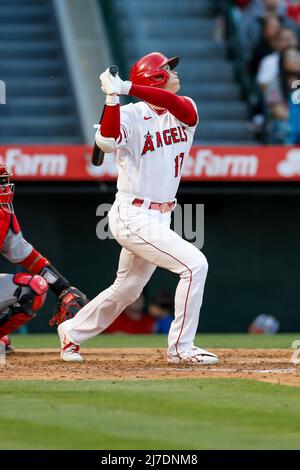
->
92;65;119;166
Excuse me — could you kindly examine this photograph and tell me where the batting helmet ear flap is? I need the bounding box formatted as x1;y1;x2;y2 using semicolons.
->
130;52;179;87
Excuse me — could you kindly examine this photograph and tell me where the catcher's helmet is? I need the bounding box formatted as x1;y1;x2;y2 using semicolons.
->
130;52;179;87
0;163;14;212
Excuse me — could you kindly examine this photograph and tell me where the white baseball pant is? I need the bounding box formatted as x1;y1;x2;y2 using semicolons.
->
62;191;208;356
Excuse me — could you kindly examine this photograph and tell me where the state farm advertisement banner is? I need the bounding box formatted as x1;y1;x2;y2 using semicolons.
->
1;145;300;181
187;146;300;181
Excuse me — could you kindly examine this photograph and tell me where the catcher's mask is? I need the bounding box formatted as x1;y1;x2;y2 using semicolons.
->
129;52;179;88
0;164;15;214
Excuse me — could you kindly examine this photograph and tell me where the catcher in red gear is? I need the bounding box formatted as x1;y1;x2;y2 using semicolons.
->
0;164;88;352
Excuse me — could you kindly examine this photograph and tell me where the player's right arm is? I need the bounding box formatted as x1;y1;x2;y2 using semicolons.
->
95;95;121;153
95;69;133;154
95;100;136;154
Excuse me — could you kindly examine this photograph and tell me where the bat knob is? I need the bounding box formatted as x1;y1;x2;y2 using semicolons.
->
109;65;118;77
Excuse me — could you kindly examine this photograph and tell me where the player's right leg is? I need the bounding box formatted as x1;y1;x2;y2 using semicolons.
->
109;199;218;365
58;248;156;361
0;273;48;351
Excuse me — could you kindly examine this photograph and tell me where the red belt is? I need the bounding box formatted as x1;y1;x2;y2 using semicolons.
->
132;198;175;213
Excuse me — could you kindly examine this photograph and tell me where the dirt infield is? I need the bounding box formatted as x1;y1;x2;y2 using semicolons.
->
1;348;300;386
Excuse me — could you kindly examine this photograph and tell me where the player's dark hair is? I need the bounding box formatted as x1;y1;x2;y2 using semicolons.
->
279;46;300;101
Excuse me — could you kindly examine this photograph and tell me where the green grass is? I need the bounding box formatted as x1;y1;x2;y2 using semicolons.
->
2;334;300;450
10;332;300;349
0;379;300;450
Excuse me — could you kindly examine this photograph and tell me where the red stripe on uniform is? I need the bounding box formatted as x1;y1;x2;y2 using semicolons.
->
21;249;49;274
117;204;192;358
120;124;128;140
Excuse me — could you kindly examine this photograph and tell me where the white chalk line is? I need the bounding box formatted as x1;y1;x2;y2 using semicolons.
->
149;367;299;374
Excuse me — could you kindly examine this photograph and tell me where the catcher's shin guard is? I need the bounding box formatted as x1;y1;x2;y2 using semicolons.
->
0;273;48;337
0;313;32;337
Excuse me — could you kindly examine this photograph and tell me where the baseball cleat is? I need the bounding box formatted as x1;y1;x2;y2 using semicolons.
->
0;336;14;354
167;347;219;365
58;324;83;363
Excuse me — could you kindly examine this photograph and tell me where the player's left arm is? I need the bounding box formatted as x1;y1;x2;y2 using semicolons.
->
128;85;198;127
99;68;198;127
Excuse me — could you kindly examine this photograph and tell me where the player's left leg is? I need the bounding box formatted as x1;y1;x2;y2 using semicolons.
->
58;247;156;361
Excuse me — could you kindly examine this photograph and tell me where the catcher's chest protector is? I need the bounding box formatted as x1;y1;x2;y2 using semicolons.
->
0;208;20;252
0;208;11;251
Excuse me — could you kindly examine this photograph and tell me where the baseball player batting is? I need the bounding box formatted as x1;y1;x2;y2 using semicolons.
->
58;52;219;366
0;164;87;353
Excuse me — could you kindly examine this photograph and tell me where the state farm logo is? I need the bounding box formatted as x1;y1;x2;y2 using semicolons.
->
0;148;67;176
277;149;300;177
183;149;258;177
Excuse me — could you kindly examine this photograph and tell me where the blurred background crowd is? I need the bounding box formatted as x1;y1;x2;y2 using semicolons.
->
104;291;174;335
1;0;300;147
220;0;300;144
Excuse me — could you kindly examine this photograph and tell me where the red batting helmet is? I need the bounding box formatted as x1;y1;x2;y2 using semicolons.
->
129;52;179;87
0;163;14;212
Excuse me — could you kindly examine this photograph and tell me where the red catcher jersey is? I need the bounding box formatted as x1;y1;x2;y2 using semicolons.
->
0;208;32;262
0;208;11;251
116;99;198;202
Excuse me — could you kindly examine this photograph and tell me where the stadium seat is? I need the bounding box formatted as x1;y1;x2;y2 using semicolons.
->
112;0;256;144
0;0;82;144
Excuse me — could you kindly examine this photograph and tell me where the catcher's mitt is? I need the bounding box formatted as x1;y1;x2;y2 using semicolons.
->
49;286;88;327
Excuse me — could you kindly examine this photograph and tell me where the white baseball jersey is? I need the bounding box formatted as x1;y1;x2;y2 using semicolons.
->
115;99;198;202
62;96;214;361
